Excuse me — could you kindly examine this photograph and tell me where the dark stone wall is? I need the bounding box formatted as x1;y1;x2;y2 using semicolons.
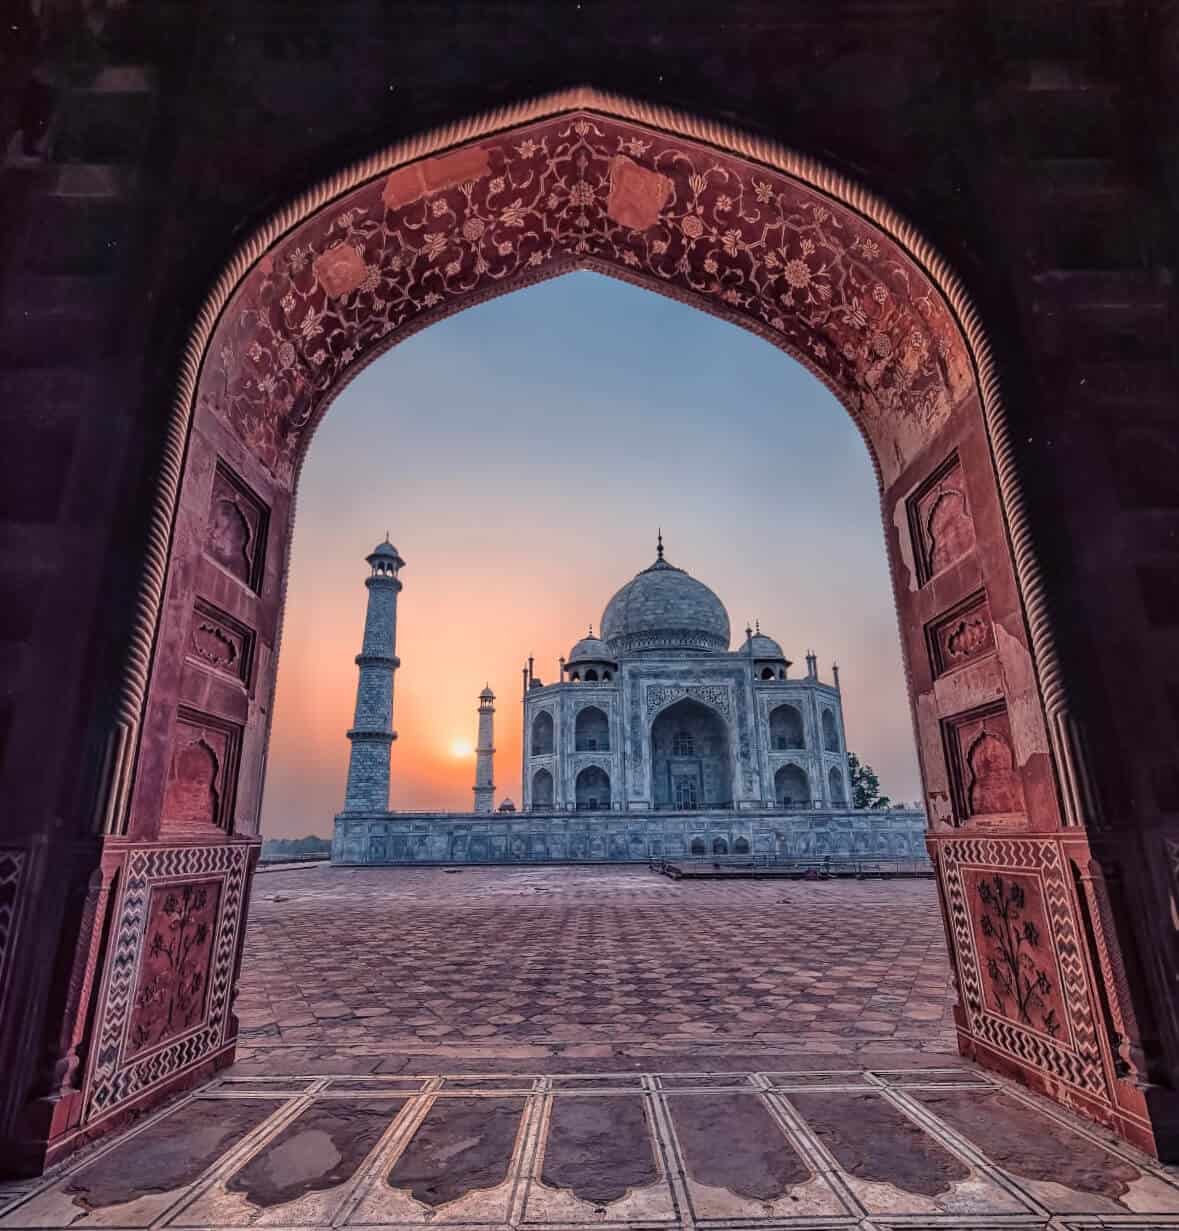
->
1;0;1176;1169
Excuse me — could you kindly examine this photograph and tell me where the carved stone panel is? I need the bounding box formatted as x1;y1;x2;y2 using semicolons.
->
944;703;1025;822
645;684;731;719
188;599;254;685
910;453;975;584
126;878;222;1058
607;154;672;230
938;837;1106;1105
928;591;996;678
962;868;1067;1041
206;462;268;591
84;843;251;1125
161;709;241;833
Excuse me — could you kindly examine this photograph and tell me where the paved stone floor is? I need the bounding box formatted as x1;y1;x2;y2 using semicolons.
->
233;866;958;1063
4;867;1178;1228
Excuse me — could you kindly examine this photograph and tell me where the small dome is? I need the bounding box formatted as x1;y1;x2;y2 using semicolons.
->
738;632;786;659
568;636;615;664
371;539;401;558
497;797;517;812
479;684;495;700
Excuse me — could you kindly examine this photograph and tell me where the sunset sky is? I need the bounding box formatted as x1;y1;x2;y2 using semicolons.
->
260;272;922;838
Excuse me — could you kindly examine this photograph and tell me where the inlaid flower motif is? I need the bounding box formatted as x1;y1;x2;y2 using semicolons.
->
703;257;718;274
569;181;595;207
423;291;442;307
431;198;449;216
309;348;328;366
280;290;296;313
842;301;868;329
753;180;773;203
298;306;323;340
516;139;540;158
681;215;705;240
871;331;893;357
716;194;733;212
858;238;881;260
621;138;649;156
444;259;461;276
721;229;742;256
721;288;743;305
783;258;812;289
489;177;505;194
461;217;485;241
652;239;668;255
422;232;448;260
872;283;889;303
313;243;368;298
622;250;640;266
499;199;528;227
497;240;512;255
527;250;544;267
360;265;380;292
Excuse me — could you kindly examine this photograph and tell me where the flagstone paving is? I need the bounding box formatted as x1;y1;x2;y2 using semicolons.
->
233;865;958;1063
5;866;1178;1228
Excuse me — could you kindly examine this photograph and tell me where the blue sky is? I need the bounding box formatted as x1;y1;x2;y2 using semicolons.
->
261;271;921;835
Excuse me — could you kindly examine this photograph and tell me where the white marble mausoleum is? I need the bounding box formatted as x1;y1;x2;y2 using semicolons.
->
522;535;851;814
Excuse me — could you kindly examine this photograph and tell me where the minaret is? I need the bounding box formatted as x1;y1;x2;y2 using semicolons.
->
342;536;404;812
473;685;495;813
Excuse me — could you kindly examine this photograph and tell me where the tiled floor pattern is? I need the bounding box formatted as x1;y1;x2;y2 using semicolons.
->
3;1066;1177;1229
236;867;956;1059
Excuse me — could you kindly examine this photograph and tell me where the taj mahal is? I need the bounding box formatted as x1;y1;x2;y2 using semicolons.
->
331;535;927;866
522;533;851;813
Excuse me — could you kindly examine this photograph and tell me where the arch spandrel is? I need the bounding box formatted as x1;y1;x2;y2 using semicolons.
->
200;106;974;488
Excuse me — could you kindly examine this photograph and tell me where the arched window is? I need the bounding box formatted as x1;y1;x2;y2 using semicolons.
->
575;706;609;752
531;768;554;809
774;764;810;808
828;765;847;806
575;766;611;811
760;666;775;680
769;704;804;751
531;710;554;756
585;668;598;681
570;671;581;683
712;837;729;855
672;731;694;756
602;670;612;681
690;838;706;856
734;836;751;854
822;709;840;752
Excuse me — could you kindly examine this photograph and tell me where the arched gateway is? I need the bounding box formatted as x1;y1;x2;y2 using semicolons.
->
32;89;1164;1165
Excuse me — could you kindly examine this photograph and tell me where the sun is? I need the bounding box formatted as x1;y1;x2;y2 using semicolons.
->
450;739;473;758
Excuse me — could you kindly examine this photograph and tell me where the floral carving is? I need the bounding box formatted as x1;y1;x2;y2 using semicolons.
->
127;880;221;1056
973;872;1061;1038
202;113;972;485
313;243;368;298
646;684;731;719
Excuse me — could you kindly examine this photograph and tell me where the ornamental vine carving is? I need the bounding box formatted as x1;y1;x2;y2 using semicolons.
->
204;112;971;487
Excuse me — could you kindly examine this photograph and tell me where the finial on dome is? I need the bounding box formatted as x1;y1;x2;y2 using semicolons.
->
656;528;664;561
755;619;761;634
588;623;594;637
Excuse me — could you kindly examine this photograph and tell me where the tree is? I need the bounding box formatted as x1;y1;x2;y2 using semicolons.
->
848;752;892;810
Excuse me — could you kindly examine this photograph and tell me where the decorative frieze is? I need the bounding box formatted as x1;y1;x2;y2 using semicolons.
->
188;599;254;685
645;684;731;719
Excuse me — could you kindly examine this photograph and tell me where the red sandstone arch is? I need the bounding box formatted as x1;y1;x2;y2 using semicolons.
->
52;89;1160;1164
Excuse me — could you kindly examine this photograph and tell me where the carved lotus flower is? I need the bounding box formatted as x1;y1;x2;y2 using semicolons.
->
681;215;705;240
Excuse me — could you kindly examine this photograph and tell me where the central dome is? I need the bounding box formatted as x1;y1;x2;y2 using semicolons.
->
601;550;730;655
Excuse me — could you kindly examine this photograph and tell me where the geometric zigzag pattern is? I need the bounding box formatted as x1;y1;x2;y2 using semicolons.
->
938;835;1108;1101
0;848;28;1026
83;842;250;1125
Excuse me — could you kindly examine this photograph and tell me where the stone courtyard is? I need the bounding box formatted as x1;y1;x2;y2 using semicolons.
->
4;866;1178;1228
234;865;956;1061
